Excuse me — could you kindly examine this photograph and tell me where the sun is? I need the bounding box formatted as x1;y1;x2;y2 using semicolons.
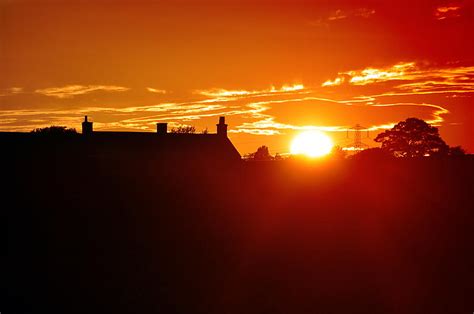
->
290;130;334;158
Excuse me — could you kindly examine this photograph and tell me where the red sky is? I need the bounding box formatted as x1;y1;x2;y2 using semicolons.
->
1;0;473;154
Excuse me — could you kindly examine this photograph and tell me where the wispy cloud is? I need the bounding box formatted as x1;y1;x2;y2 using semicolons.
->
322;62;417;86
232;117;345;135
327;7;375;21
0;87;24;96
321;62;474;95
229;96;449;136
146;87;167;94
195;84;305;98
435;5;462;20
307;7;375;28
370;103;449;126
0;101;227;132
328;9;347;21
35;85;129;98
354;8;376;18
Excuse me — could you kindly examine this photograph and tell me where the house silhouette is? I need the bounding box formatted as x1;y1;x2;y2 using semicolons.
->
0;116;241;164
79;116;241;163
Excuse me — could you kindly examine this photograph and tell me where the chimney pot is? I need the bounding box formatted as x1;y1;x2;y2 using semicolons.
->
82;116;93;135
157;123;168;134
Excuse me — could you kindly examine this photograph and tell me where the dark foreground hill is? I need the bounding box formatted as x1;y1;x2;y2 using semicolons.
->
5;146;474;314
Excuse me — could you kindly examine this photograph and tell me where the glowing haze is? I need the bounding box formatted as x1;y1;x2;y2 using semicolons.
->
1;0;473;154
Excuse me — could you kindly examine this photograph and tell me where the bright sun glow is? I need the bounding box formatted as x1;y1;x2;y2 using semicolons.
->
290;130;334;158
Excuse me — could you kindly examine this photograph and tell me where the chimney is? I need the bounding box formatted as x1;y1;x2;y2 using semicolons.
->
82;116;93;135
157;123;168;134
216;116;227;137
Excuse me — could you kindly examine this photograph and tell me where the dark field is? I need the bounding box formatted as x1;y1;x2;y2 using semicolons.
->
5;147;474;314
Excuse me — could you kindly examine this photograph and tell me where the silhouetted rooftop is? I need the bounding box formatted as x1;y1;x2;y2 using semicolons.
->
0;131;241;163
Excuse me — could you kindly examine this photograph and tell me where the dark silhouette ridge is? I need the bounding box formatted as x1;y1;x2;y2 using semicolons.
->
4;117;474;314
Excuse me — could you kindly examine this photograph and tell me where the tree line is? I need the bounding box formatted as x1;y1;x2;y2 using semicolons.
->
246;118;466;161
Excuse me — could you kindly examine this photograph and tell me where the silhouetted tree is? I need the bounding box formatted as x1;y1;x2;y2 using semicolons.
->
449;146;466;156
31;126;77;135
374;118;449;157
170;126;196;134
201;128;209;134
253;145;273;161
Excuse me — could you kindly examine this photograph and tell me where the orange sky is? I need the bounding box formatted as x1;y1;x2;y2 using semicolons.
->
1;0;473;154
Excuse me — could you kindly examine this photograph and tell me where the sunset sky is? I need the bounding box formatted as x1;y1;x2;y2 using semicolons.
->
1;0;473;154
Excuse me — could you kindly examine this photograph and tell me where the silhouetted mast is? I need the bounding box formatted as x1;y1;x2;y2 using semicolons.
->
346;124;370;150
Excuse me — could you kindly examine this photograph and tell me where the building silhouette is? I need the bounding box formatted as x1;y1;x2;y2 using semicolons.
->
0;116;241;164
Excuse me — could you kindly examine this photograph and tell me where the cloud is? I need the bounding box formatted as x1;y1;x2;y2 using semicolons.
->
328;10;347;21
35;85;129;98
229;96;449;136
195;84;305;98
146;87;167;94
0;83;328;135
354;8;376;18
231;117;343;135
322;77;345;87
327;8;375;21
435;5;462;20
322;62;417;86
370;103;449;126
0;99;229;132
0;87;23;96
307;7;375;29
321;62;474;95
0;80;451;138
